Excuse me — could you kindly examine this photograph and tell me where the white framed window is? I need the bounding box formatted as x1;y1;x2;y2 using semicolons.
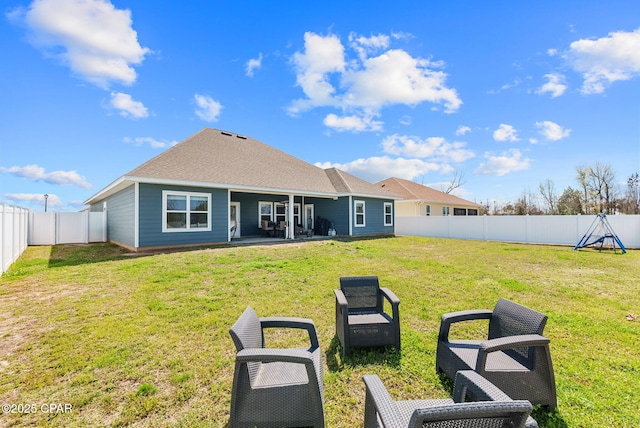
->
162;190;211;232
425;204;431;216
384;202;393;226
258;201;273;227
275;202;286;224
294;203;301;226
442;206;450;216
354;200;366;227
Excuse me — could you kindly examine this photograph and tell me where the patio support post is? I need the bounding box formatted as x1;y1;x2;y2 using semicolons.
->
288;194;295;239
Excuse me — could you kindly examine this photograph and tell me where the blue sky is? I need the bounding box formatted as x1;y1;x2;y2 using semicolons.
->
2;0;639;212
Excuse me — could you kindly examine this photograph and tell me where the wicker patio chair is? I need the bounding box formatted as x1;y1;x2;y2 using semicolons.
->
229;306;325;427
334;276;400;356
436;298;557;409
363;370;538;428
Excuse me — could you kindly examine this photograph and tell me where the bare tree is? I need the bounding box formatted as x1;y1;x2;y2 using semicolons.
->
576;163;618;214
585;162;617;214
442;170;466;194
576;166;590;214
514;188;543;215
538;179;558;214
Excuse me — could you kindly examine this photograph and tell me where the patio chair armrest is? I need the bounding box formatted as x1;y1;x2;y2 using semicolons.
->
452;370;512;403
479;334;550;353
236;347;315;365
362;375;404;428
333;289;349;307
260;316;320;348
380;287;400;306
476;334;550;371
438;309;493;341
380;287;401;318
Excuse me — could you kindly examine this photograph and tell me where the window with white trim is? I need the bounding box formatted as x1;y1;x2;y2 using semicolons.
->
275;203;286;224
355;200;366;227
258;201;273;227
384;202;393;226
442;206;450;216
425;204;431;216
163;191;211;232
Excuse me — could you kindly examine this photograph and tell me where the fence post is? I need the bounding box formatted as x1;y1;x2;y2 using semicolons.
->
1;203;5;274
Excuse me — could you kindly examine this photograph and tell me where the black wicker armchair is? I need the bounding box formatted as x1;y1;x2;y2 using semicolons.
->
229;306;324;427
436;298;557;409
334;276;400;356
363;370;538;428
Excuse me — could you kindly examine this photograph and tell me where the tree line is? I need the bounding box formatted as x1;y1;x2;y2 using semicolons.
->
480;163;640;215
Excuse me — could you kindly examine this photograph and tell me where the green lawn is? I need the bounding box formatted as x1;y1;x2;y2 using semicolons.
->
1;236;638;427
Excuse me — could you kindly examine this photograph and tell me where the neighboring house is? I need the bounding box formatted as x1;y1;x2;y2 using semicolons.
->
85;128;399;251
376;177;481;216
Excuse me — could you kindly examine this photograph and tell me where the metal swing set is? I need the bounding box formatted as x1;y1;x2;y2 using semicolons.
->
573;213;627;254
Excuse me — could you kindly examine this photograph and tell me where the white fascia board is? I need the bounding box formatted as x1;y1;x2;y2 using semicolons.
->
335;192;403;200
83;176;132;205
88;175;341;201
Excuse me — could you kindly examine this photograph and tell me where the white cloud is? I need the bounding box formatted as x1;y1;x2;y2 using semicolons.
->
493;124;519;142
289;32;345;114
1;164;91;188
10;0;150;88
537;73;567;98
342;49;461;112
568;27;640;94
474;149;531;176
123;136;178;148
535;120;571;141
381;134;474;163
110;92;148;119
194;94;223;122
349;32;390;60
323;113;383;132
4;193;63;208
455;125;471;136
288;31;462;131
316;156;446;183
246;53;263;77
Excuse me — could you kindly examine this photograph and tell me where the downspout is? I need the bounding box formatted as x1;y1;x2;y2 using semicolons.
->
227;190;231;242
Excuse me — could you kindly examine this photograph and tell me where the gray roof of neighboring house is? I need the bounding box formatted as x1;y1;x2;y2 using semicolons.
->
85;128;398;204
376;177;480;207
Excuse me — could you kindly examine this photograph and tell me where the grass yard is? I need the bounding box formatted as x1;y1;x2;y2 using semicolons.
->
0;236;639;427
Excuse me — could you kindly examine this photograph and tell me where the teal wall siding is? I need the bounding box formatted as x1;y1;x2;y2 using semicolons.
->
100;184;393;248
351;197;395;236
309;197;349;235
231;193;290;237
89;202;105;213
105;185;136;248
138;184;228;248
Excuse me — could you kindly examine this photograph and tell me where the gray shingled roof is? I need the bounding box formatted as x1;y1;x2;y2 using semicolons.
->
86;128;397;203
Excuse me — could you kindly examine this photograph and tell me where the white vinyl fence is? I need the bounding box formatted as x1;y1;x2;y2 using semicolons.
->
2;208;107;275
29;211;106;246
1;204;29;275
396;214;640;249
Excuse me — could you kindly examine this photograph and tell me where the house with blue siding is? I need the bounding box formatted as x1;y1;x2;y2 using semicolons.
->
84;128;399;251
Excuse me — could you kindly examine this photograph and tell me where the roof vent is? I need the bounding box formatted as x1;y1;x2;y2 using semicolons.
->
221;131;232;136
236;134;247;139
